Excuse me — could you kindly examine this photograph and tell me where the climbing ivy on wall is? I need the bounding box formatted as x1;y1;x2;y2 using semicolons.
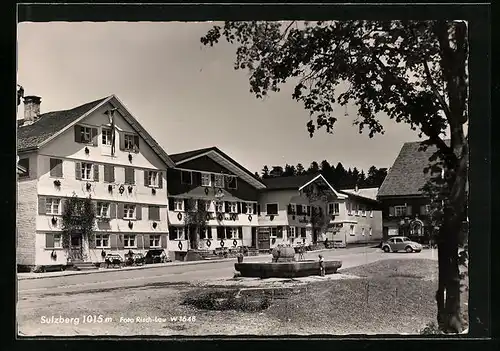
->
184;198;209;250
302;183;330;233
61;193;96;258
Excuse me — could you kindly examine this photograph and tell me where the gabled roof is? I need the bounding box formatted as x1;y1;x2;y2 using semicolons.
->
17;95;175;168
377;140;448;198
262;173;347;199
170;146;266;189
340;187;379;201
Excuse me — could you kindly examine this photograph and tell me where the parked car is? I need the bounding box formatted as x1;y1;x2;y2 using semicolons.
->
381;236;423;253
104;254;124;268
125;252;145;266
144;249;169;264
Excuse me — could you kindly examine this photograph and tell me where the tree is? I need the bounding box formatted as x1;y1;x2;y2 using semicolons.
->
270;166;284;177
283;164;296;177
254;171;261;179
307;161;320;174
201;20;468;333
296;163;305;175
320;160;334;182
184;198;208;250
261;165;270;178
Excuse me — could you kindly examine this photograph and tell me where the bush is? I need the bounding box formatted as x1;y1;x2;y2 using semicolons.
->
419;322;443;335
182;289;272;312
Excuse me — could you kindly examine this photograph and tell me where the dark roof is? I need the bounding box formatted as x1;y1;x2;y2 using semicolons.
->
17;96;109;151
170;146;264;185
377;140;448;198
261;173;320;190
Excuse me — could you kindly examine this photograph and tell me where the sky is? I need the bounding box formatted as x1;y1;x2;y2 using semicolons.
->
17;21;424;175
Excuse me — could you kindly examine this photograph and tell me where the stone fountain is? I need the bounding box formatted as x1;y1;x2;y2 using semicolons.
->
234;244;342;278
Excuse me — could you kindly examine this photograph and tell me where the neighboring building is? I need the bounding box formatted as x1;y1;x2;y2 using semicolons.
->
167;147;266;260
377;141;438;243
17;94;175;270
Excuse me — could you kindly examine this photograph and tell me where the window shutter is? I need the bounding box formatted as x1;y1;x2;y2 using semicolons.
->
119;132;125;151
110;234;118;249
110;166;115;182
217;227;224;239
75;162;81;180
168;198;174;210
144;170;149;187
91;128;98;146
45;233;54;248
136;234;144;249
307;206;311;216
143;235;150;249
161;235;168;248
237;202;242;214
211;174;215;185
117;234;124;249
149;206;160;221
257;204;261;215
109;203;116;218
253;203;257;214
225;201;230;213
103;165;110;183
238;227;243;239
38;196;46;215
133;135;140;153
287;204;292;214
93;164;99;181
297;205;303;215
117;203;125;219
136;204;142;220
389;206;395;217
169;228;176;240
158;172;163;189
406;205;412;216
74;125;82;143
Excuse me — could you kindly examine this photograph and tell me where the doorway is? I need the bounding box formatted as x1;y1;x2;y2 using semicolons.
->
70;233;83;261
251;227;257;248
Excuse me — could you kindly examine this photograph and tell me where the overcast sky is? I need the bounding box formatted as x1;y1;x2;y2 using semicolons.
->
17;22;423;175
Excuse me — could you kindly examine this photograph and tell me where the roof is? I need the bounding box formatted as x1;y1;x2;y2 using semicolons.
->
377;140;448;198
340;187;379;201
16;95;175;168
17;97;108;151
261;173;319;190
170;146;266;189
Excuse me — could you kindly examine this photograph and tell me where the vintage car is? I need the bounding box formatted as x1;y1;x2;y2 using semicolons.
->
125;251;145;266
381;236;423;253
104;253;124;268
144;249;169;264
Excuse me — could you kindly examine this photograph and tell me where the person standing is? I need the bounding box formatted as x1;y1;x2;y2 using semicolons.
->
298;244;305;261
318;254;325;276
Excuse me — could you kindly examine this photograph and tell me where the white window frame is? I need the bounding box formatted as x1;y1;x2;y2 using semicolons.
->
349;225;355;235
201;172;211;187
369;228;373;236
124;134;135;151
266;203;279;216
123;204;136;220
96;202;110;218
216;201;224;213
328;202;340;215
394;205;406;217
53;234;62;249
228;227;239;239
288;226;296;238
301;204;308;214
205;200;212;212
45;198;60;215
174;199;184;212
101;128;112;146
81;162;93;181
370;210;374;218
214;174;224;188
361;206;366;217
81;126;92;144
124;234;136;248
150;235;161;248
245;203;254;215
229;202;238;214
227;176;237;189
290;203;297;214
147;171;160;188
361;227;365;236
270;227;278;238
95;234;110;248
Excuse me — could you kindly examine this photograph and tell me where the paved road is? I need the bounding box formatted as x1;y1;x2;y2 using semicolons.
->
18;247;437;298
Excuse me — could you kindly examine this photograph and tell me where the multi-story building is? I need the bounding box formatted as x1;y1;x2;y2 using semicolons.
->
166;147;266;260
16;94;175;270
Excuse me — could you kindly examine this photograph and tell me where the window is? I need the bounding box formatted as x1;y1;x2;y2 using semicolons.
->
125;167;135;185
45;198;60;215
227;227;239;239
394;205;406;217
266;203;278;215
124;204;136;219
290;203;296;214
102;128;112;145
328;202;340;215
81;126;92;144
229;202;238;213
361;227;365;236
170;227;185;240
227;176;237;189
124;134;135;151
150;235;161;247
96;234;110;248
361;206;366;217
201;173;211;187
300;228;307;238
200;227;212;240
147;171;159;187
302;205;308;214
270;227;278;238
18;158;30;178
370;210;374;218
124;235;136;248
81;162;93;180
205;200;212;212
347;202;352;215
288;226;296;238
353;204;359;216
181;171;192;185
216;201;224;213
245;203;254;215
395;238;404;244
349;225;355;235
369;228;373;236
174;199;184;212
53;234;62;249
49;158;63;178
97;202;109;218
214;174;224;188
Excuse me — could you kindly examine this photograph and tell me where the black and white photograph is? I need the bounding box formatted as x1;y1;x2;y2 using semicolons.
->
16;7;480;338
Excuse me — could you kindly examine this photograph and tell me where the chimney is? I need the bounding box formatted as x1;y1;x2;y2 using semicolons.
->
23;95;42;125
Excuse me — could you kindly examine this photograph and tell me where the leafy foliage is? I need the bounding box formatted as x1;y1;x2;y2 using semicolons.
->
184;198;209;249
61;194;96;257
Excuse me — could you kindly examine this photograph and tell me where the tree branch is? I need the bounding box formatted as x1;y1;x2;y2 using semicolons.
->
422;59;452;120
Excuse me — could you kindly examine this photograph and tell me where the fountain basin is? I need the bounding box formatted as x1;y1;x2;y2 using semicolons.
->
234;260;342;278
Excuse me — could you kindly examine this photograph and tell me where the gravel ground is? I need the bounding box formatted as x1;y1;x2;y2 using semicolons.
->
18;259;468;336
